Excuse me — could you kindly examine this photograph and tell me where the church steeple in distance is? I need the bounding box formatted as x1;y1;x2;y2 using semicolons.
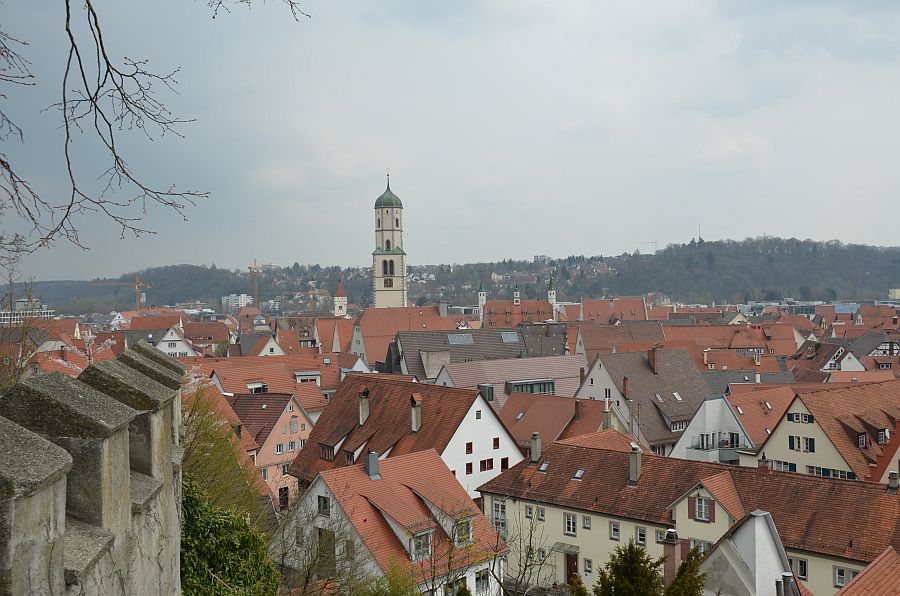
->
372;175;407;308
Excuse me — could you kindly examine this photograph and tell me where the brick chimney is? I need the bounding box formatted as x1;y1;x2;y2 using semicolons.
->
574;399;582;421
622;376;629;398
888;471;898;494
757;454;770;476
359;387;370;426
648;345;660;374
662;529;683;585
410;393;422;434
702;348;709;366
530;432;541;463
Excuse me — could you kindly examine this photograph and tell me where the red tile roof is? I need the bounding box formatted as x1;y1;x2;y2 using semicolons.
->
357;306;466;365
837;546;900;595
482;299;555;328
727;387;797;447
183;321;230;344
289;375;481;482
319;450;505;584
227;392;295;447
479;431;900;563
127;314;183;331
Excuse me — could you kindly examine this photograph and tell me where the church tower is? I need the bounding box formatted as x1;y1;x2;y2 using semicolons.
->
333;280;348;317
372;175;407;308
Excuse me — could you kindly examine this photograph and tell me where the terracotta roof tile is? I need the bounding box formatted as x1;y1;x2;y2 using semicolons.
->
358;306;467;366
289;375;481;482
320;450;504;584
727;387;798;447
479;432;900;563
698;470;745;520
837;546;900;595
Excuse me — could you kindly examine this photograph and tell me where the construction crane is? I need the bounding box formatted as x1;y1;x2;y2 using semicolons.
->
91;274;151;312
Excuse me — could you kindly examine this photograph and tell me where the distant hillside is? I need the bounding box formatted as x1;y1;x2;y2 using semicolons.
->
20;237;900;314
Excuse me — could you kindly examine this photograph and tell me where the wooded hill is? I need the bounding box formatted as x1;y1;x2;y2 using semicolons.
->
21;237;900;313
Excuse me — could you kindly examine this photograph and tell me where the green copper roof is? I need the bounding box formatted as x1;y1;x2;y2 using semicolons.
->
374;178;403;209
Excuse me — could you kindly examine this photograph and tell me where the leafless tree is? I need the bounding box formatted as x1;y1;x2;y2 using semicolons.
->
487;504;556;596
0;0;307;259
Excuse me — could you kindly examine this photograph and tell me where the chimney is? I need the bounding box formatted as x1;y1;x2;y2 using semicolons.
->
438;301;448;318
410;393;422;434
781;572;795;596
629;442;642;485
775;579;784;596
603;397;612;430
574;400;582;421
648;345;660;374
755;373;762;384
888;471;899;494
622;376;629;398
359;387;370;426
702;348;709;366
579;367;586;383
364;450;381;480
530;432;541;463
58;347;66;362
757;454;770;476
662;529;681;585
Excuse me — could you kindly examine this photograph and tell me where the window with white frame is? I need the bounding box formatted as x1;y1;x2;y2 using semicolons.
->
288;441;296;451
525;505;533;519
584;558;593;575
564;512;577;536
537;507;545;521
695;497;710;521
275;443;284;454
656;529;667;543
609;521;620;541
582;515;591;530
412;531;431;561
788;557;808;580
260;467;268;480
834;567;857;588
290;420;298;433
537;549;546;562
636;527;646;545
492;499;506;532
475;569;490;593
690;539;713;555
453;520;472;546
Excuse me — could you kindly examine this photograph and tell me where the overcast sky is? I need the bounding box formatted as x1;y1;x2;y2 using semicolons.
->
6;1;900;281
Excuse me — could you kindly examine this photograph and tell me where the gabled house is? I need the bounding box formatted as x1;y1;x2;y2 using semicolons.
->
288;375;523;498
789;341;865;382
350;305;469;367
228;392;314;509
155;326;199;359
575;347;710;455
479;430;900;596
835;546;900;595
383;328;532;381
740;380;900;483
699;510;805;596
276;450;506;594
434;354;588;412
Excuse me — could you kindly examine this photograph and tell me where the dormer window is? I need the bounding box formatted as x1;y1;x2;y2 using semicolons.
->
319;444;335;461
453;520;473;546
412;531;432;561
877;428;890;444
858;434;867;449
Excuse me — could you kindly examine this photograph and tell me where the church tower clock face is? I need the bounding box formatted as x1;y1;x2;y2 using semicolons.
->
372;175;407;308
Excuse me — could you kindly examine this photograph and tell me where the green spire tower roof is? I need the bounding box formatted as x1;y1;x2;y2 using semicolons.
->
374;174;403;209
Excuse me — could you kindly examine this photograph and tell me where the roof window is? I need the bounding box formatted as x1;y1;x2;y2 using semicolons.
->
764;401;772;410
573;468;585;480
500;331;519;343
538;462;549;473
448;333;474;345
736;406;744;415
673;392;683;402
655;393;663;402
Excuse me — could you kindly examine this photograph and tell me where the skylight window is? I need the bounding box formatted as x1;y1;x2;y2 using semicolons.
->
501;331;519;343
673;392;683;402
573;468;585;480
516;411;525;421
736;406;744;415
448;333;474;345
655;393;663;402
764;401;772;410
538;462;549;473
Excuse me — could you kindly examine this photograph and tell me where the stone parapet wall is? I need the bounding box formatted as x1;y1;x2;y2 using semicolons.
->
0;341;184;596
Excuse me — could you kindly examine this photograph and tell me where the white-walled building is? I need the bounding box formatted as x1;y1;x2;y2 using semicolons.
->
288;375;523;498
275;450;506;594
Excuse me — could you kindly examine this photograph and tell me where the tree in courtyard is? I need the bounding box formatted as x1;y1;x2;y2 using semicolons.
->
593;540;664;596
181;476;280;595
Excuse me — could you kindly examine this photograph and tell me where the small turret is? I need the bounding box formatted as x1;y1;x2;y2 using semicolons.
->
478;279;487;323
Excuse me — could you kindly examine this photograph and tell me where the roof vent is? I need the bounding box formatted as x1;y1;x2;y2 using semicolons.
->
888;471;899;494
